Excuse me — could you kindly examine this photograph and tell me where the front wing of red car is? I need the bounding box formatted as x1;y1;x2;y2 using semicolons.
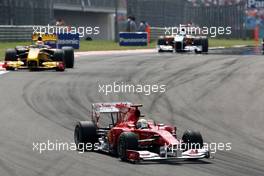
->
126;148;210;162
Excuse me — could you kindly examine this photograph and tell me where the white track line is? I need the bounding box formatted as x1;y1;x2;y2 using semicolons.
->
0;71;8;75
74;45;246;57
75;49;155;57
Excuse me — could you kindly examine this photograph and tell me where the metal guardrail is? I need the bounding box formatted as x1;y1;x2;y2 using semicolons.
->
0;25;253;42
150;27;166;41
0;26;33;41
0;25;148;42
0;26;162;41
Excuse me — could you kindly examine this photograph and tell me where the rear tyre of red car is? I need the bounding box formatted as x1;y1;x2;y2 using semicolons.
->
182;130;204;150
118;132;138;161
62;47;74;68
74;121;98;151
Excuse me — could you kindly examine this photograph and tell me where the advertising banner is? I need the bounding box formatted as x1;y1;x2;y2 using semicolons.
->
245;0;264;38
119;32;148;46
46;33;80;49
32;33;80;49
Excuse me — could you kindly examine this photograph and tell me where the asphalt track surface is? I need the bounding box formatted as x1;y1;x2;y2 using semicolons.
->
0;50;264;176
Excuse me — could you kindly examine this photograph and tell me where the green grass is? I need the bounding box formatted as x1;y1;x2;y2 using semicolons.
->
79;40;156;51
209;39;256;48
0;39;257;61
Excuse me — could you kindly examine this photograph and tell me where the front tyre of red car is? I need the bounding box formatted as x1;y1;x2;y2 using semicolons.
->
182;130;204;150
118;132;138;161
182;130;204;161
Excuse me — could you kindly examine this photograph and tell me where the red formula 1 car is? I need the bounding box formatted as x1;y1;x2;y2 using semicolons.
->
74;102;210;163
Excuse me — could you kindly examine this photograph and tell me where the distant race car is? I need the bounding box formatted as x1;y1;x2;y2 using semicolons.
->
157;27;209;54
3;34;74;71
157;36;174;52
174;34;208;54
74;102;210;163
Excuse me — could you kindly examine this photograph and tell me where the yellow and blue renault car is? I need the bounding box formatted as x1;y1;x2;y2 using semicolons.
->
3;34;74;71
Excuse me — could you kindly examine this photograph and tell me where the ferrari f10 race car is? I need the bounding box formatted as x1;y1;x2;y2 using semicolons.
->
74;102;210;163
3;34;74;71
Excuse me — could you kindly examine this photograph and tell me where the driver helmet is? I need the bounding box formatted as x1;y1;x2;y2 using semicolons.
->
136;119;148;129
179;28;186;36
36;36;44;45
